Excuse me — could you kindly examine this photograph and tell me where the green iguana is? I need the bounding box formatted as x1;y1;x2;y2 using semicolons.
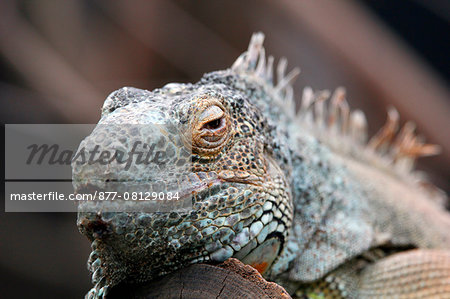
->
73;33;450;298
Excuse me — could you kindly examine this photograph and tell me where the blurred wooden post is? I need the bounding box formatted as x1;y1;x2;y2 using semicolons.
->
269;0;450;184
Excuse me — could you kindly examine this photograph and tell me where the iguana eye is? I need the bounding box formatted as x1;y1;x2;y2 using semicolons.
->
202;117;224;130
192;104;230;155
200;106;226;132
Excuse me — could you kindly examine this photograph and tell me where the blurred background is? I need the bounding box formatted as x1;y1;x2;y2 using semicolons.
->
1;0;449;298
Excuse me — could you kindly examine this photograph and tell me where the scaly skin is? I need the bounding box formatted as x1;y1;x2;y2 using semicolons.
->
73;33;450;298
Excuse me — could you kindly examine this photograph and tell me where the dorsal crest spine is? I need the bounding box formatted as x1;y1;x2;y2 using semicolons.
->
231;32;441;177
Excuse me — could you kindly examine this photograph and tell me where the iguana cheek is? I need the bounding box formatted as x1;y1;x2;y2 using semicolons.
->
241;237;281;275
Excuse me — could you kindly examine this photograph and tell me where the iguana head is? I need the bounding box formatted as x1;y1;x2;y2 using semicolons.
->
74;33;295;292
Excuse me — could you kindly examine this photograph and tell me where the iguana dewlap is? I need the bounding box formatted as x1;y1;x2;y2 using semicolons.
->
73;33;450;298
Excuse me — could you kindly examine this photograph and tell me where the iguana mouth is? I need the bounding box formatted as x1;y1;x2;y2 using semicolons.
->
75;170;262;205
76;169;268;247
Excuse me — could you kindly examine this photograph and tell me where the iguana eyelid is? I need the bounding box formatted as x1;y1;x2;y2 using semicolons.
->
198;105;224;124
192;102;230;154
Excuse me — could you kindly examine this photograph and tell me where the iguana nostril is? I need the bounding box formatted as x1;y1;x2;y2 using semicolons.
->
79;215;111;239
89;219;110;239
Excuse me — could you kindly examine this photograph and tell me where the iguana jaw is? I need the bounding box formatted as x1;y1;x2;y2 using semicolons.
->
75;148;292;290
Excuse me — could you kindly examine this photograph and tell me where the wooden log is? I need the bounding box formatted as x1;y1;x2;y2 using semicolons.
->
107;258;291;299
